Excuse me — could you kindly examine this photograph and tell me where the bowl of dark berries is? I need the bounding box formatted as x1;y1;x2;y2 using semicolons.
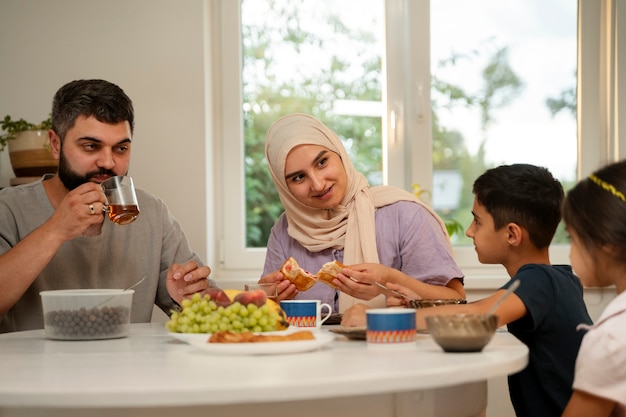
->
40;289;134;340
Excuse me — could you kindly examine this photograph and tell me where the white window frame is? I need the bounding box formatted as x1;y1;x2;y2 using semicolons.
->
210;0;626;284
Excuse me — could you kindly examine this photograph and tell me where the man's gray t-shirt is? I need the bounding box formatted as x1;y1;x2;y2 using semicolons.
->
0;178;211;333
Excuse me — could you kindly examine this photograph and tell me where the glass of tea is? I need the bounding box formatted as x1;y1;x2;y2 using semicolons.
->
101;176;140;225
244;283;278;301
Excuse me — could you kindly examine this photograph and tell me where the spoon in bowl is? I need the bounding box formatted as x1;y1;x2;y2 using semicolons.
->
93;276;146;309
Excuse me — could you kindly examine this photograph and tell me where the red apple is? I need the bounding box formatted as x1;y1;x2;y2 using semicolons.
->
234;290;267;307
204;288;232;307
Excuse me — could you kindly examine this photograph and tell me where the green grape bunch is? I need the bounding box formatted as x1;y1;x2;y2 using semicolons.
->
165;290;288;334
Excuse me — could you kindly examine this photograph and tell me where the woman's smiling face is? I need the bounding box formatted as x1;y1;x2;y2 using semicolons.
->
284;144;347;209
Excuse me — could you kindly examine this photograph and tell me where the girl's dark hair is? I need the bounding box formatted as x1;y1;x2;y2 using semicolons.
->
51;79;134;140
473;164;564;249
562;160;626;259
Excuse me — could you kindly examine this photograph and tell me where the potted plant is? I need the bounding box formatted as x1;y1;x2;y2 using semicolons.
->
0;115;58;178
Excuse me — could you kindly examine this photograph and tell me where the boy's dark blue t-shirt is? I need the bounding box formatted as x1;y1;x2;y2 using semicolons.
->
503;264;592;417
502;264;592;417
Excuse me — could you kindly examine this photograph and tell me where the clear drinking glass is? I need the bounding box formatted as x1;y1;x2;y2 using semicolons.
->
244;283;278;301
101;176;140;225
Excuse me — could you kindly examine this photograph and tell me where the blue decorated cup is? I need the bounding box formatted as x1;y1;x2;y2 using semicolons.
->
366;308;417;346
280;300;332;330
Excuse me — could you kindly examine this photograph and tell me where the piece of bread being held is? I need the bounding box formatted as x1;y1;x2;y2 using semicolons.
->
280;257;346;291
280;257;317;291
316;260;346;289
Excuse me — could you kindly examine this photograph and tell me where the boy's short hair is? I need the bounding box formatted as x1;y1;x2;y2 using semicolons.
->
472;164;564;248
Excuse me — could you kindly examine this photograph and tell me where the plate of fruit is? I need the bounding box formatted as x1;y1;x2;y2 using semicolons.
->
166;288;334;355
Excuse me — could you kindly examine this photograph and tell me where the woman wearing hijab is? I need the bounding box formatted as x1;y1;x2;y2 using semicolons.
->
259;113;464;313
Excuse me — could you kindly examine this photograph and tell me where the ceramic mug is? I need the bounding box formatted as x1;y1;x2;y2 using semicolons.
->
279;300;332;330
366;308;417;347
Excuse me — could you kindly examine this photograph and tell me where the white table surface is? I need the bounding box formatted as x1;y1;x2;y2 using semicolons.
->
0;323;527;417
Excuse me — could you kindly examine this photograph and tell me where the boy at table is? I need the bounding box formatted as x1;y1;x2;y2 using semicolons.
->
341;164;593;417
0;79;215;333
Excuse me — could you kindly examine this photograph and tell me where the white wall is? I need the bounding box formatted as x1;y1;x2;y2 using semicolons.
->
0;0;211;264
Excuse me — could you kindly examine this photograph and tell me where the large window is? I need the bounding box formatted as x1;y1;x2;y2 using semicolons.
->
213;0;625;280
240;0;385;248
430;1;577;245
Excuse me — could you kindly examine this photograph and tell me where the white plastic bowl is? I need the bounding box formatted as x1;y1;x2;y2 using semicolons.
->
40;289;134;340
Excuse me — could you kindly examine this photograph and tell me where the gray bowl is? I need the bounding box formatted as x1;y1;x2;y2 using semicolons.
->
426;314;498;352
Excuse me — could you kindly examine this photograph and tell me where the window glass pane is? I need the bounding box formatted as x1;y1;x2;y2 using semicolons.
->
241;0;383;248
430;0;577;245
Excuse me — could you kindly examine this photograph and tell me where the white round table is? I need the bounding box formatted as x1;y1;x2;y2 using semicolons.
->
0;323;527;417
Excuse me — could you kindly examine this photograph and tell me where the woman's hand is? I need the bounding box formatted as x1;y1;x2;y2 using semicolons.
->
385;282;419;307
339;263;392;286
259;270;298;302
333;263;394;300
333;273;380;300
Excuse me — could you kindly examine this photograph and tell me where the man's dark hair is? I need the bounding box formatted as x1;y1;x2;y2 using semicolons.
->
51;79;134;140
472;164;564;248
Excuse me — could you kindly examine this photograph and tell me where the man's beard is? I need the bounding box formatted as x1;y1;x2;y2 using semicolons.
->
57;148;118;191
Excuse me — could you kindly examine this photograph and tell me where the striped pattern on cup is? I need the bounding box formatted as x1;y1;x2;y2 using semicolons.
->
286;315;317;327
366;329;416;343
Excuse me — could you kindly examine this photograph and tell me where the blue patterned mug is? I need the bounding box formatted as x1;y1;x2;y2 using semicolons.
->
280;300;332;330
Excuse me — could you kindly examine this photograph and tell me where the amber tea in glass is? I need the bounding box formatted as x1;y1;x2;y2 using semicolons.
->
108;204;140;225
101;176;140;225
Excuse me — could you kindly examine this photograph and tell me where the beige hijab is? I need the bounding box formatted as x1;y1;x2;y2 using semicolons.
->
265;113;450;311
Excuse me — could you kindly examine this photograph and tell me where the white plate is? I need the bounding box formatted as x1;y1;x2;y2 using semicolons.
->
170;330;335;355
169;332;213;345
168;328;300;345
